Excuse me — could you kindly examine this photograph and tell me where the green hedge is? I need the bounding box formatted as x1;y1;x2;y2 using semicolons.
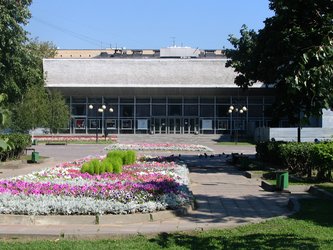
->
279;143;315;178
81;150;136;175
256;141;333;181
0;134;31;161
255;141;287;164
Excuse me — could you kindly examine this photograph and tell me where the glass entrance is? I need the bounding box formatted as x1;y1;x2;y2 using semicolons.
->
183;118;197;134
153;118;167;134
168;118;181;134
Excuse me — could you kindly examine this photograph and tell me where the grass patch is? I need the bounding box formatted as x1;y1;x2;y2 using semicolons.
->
0;199;332;249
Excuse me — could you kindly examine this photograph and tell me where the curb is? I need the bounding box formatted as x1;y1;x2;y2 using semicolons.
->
0;205;193;226
287;197;300;213
261;180;276;192
308;186;333;200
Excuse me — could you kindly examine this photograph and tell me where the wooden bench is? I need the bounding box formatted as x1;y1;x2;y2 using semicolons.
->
45;141;67;145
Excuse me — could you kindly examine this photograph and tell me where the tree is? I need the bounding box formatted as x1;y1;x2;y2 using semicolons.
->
0;0;33;102
12;86;70;133
47;90;70;134
226;0;333;142
24;38;57;87
0;93;10;129
12;85;49;132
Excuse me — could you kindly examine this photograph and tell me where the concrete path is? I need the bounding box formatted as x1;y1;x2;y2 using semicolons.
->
0;135;299;238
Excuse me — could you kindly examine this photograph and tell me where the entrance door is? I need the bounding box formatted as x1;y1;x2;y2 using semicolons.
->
169;118;181;134
154;118;166;134
184;118;196;134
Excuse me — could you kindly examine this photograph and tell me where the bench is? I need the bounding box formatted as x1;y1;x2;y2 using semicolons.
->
45;141;67;145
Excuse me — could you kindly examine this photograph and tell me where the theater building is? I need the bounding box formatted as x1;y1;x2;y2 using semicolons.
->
43;47;326;137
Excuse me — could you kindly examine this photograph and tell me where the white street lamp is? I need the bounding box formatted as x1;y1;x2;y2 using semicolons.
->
89;104;114;142
228;104;248;144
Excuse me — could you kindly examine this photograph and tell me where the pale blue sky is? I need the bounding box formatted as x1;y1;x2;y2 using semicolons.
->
26;0;273;49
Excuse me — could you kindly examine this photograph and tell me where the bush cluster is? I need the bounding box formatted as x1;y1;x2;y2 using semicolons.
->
255;141;287;165
0;134;31;161
256;141;333;181
81;150;136;175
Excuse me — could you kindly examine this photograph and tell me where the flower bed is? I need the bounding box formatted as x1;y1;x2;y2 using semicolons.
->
105;143;213;152
33;135;117;142
0;156;192;215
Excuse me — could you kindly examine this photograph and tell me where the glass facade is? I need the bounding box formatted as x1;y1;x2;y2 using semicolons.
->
65;95;289;135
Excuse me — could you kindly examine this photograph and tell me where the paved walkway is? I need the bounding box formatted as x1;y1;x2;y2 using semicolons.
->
0;135;301;238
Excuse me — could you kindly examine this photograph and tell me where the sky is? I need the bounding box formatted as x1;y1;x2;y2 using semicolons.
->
26;0;274;50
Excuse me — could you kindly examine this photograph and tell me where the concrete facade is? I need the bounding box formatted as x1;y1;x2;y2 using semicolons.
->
43;48;330;138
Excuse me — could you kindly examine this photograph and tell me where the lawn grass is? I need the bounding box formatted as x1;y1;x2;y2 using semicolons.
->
0;199;332;249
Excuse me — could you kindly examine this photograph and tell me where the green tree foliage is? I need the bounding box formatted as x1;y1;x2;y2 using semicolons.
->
22;39;57;91
0;93;10;129
226;0;333;126
12;85;49;131
48;90;70;134
0;0;33;102
12;87;70;133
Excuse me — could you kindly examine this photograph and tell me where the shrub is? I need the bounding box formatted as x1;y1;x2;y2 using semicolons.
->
87;163;95;175
81;162;90;173
110;157;123;173
123;150;136;165
312;142;333;181
279;142;315;178
107;150;136;166
101;159;112;173
105;163;113;173
0;133;31;161
255;141;286;165
107;150;125;164
99;162;106;174
81;150;136;175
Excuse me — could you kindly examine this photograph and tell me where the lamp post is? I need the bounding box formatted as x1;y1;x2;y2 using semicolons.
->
89;104;102;143
228;105;248;144
89;104;114;143
102;106;114;139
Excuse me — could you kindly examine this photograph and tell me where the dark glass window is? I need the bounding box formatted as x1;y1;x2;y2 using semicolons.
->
72;97;86;103
184;97;198;104
88;97;101;104
72;104;86;115
136;98;150;103
120;105;134;117
184;105;198;116
248;97;263;104
104;98;118;103
152;98;166;104
136;105;150;117
216;97;230;104
168;98;182;104
120;98;134;103
152;105;166;116
200;105;214;117
216;105;229;117
168;105;182;116
200;97;214;104
247;105;263;117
